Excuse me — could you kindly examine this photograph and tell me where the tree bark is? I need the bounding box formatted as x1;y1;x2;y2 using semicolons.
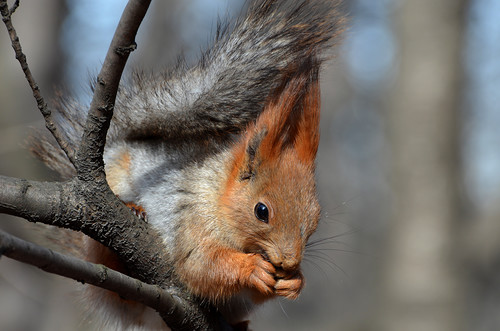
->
378;1;467;330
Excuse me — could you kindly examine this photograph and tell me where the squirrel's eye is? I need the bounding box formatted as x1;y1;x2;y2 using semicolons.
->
254;202;269;223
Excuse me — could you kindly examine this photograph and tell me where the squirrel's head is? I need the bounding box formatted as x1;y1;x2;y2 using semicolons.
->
221;59;321;276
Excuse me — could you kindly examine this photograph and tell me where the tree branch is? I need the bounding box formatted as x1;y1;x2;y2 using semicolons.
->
0;173;225;330
0;175;60;223
75;0;148;180
0;229;185;320
0;0;229;329
0;0;76;166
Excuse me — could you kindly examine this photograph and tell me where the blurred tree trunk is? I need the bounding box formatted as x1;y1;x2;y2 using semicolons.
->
0;0;66;175
378;1;468;331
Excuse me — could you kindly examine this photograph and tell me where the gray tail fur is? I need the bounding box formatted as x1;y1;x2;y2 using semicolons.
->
31;0;346;177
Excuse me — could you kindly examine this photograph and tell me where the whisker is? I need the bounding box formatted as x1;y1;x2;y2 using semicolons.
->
307;247;374;258
313;239;358;250
302;258;330;281
304;253;348;278
306;229;358;248
277;299;290;319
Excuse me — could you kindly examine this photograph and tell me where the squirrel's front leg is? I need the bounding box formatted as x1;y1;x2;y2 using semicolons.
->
240;252;277;299
123;201;147;222
176;245;277;302
274;270;304;300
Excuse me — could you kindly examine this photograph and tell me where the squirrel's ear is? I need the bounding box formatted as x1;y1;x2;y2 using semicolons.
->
292;66;320;164
254;59;321;165
228;59;321;181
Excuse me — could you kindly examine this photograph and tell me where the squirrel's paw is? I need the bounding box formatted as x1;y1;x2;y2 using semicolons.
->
244;254;276;296
124;202;148;222
274;271;304;300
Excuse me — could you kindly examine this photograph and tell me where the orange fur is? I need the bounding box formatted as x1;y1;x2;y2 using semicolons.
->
209;60;321;304
124;201;146;219
85;238;126;272
294;71;320;164
229;59;320;179
176;243;277;303
106;149;131;194
95;59;322;316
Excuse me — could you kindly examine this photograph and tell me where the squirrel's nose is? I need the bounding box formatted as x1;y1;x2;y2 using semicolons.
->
266;246;302;272
281;256;300;272
271;253;300;272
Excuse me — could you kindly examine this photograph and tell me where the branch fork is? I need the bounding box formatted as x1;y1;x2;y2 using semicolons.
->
0;0;228;329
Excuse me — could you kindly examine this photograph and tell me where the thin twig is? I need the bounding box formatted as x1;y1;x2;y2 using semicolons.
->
0;0;76;166
0;229;184;319
9;0;19;15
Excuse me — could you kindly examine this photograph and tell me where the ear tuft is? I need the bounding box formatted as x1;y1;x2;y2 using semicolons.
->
293;66;320;164
227;57;321;184
256;57;321;165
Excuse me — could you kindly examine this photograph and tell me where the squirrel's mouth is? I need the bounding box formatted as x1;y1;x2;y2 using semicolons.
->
259;250;270;263
259;250;286;279
245;247;299;279
243;243;267;256
243;246;274;267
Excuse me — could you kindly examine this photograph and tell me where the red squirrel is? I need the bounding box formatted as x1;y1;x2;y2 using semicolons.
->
33;0;345;329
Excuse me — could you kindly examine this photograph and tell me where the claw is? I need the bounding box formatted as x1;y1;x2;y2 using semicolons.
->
124;202;148;222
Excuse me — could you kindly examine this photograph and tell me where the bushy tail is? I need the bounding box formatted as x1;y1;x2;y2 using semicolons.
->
32;0;346;177
113;0;346;140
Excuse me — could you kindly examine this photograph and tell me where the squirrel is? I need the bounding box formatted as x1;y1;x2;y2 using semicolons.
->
32;0;345;329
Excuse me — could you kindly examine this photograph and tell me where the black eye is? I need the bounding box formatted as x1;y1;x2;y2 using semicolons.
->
254;202;269;223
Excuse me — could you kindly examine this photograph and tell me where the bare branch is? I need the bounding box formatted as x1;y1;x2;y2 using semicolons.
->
0;0;76;166
0;175;60;223
9;0;18;15
0;229;187;319
0;173;226;330
75;0;149;179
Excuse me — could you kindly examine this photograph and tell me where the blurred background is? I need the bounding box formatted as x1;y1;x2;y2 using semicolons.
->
1;0;500;330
